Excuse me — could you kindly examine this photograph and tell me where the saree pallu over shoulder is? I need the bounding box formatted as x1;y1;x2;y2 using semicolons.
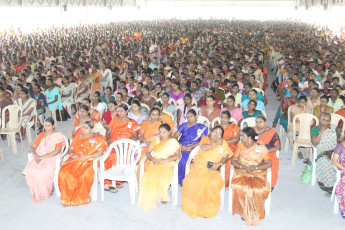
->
109;117;139;142
137;138;180;211
58;134;108;206
231;143;271;225
181;137;232;218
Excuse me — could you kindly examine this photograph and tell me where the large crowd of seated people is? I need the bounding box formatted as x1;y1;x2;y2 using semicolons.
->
1;19;345;223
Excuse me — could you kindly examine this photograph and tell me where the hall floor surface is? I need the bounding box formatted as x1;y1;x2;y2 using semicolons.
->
0;70;344;230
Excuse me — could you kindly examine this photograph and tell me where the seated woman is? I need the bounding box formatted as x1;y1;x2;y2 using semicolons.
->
23;117;66;202
102;100;118;125
141;85;156;108
214;111;240;189
137;123;181;211
200;95;221;125
221;95;242;125
15;88;37;141
181;126;232;218
242;100;263;119
104;104;139;192
30;83;47;118
173;109;208;186
81;98;102;121
58;121;108;206
332;140;345;219
177;93;199;128
91;91;107;114
273;88;298;131
161;92;177;122
231;127;272;225
287;95;313;164
311;113;338;194
128;100;148;125
153;101;176;134
45;78;62;123
314;95;334;121
71;104;100;139
241;89;265;111
100;86;115;104
255;115;281;189
61;76;74;117
75;70;91;108
169;81;184;101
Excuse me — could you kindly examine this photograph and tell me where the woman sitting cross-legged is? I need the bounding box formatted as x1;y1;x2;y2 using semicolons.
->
311;112;338;194
231;127;272;225
181;126;232;218
58;121;108;206
23;117;66;202
137;123;181;211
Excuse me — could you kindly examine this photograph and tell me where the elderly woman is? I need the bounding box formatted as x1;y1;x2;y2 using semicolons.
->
58;121;108;206
181;126;232;218
23;117;66;202
231;127;272;225
255;115;281;189
286;95;313;164
311;113;338;194
332;140;345;219
137;123;181;211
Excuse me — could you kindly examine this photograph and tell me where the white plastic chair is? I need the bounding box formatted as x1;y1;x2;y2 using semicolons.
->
331;113;345;135
185;146;226;209
99;139;141;204
0;105;23;153
253;87;265;96
240;117;256;129
197;115;210;128
139;153;181;206
211;117;237;129
141;103;150;112
331;164;341;214
67;83;78;116
228;165;272;216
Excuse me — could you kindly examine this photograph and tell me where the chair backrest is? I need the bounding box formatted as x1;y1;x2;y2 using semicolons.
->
253;87;265;96
70;83;79;100
211;117;221;128
141;103;150;112
331;113;345;135
287;106;293;127
240;117;256;129
2;105;22;129
197;115;210;128
103;139;141;168
186;146;200;175
258;109;267;118
176;98;184;106
293;113;319;140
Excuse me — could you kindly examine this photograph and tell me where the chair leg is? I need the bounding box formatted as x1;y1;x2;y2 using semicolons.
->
228;189;233;214
285;138;289;153
311;148;317;186
100;177;105;201
54;174;61;197
291;144;298;166
27;126;32;143
91;178;98;201
10;133;17;154
334;197;339;214
129;180;136;204
0;148;3;160
220;186;224;210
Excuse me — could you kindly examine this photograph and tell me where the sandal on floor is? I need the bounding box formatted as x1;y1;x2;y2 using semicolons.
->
105;186;119;193
303;159;312;165
161;201;167;204
298;151;303;159
116;184;124;189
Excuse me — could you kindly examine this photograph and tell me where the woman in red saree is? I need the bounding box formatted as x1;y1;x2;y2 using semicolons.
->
215;111;240;189
104;104;139;192
231;127;272;225
255;115;281;188
58;121;108;206
102;100;118;125
137;123;181;211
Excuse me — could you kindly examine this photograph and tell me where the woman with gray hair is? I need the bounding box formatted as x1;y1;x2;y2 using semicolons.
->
311;113;339;194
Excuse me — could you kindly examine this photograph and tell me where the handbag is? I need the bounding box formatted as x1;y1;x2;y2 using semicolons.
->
301;165;312;184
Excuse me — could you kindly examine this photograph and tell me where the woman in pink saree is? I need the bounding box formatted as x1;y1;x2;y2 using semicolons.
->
23;117;66;202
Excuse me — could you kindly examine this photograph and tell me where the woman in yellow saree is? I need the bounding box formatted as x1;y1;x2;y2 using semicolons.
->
58;121;108;206
231;127;272;225
181;126;232;218
137;123;181;211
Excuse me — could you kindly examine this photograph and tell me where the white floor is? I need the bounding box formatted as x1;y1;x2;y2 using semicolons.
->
0;70;344;230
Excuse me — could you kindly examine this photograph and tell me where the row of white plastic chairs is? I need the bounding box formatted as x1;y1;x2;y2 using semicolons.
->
27;137;273;215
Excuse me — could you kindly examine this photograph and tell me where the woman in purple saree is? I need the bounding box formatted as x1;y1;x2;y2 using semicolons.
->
173;109;208;185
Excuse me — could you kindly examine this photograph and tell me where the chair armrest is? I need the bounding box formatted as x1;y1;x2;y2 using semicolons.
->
28;153;34;162
267;168;272;188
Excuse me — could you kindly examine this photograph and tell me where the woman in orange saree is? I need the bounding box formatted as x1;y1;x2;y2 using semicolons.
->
215;111;240;189
153;102;175;134
255;115;281;188
137;123;181;211
181;126;232;218
24;117;66;202
231;127;272;225
137;107;163;181
58;121;108;206
104;104;139;191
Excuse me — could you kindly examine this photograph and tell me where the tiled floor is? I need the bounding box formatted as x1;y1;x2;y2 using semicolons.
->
0;70;344;230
